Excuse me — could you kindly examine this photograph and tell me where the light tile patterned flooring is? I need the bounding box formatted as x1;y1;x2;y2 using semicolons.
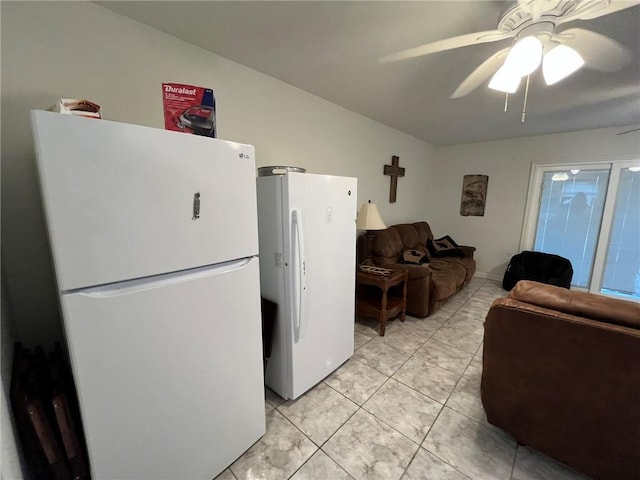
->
217;278;589;480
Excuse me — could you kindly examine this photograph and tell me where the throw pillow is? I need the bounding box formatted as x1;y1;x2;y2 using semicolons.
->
427;235;464;258
403;249;429;265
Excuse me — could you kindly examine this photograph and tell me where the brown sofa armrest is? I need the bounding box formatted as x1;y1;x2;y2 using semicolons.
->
386;263;432;280
458;245;475;258
385;263;432;317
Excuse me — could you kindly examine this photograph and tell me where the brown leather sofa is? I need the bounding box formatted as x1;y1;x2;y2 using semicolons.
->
367;221;476;317
482;280;640;480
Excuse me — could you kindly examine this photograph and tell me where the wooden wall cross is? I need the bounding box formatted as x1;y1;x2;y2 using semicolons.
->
383;155;405;203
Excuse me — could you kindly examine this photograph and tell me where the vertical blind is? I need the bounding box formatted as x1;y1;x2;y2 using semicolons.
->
532;165;639;299
601;168;640;297
534;169;609;288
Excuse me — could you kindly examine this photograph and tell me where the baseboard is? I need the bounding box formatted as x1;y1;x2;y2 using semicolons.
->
473;272;503;282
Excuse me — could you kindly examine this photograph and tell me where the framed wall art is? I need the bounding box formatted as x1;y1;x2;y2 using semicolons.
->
460;174;488;216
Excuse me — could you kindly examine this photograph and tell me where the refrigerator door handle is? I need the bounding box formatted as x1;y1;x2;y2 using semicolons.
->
68;258;254;298
192;191;201;220
292;209;307;343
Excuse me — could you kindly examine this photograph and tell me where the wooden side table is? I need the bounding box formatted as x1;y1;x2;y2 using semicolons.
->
356;269;408;336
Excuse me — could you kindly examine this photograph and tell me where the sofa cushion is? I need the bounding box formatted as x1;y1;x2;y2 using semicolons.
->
371;228;403;266
399;264;432;280
403;249;428;265
392;224;421;249
429;258;467;287
412;222;434;244
427;235;464;258
430;270;459;301
509;280;640;330
445;256;476;282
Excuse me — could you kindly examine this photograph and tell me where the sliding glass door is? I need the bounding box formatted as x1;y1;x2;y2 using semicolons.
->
599;166;640;298
533;168;610;287
523;160;640;300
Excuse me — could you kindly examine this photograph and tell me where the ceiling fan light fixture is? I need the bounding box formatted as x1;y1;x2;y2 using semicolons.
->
504;36;543;77
542;45;585;85
488;65;521;94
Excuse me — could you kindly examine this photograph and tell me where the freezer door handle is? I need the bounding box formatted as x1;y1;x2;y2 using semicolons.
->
67;258;254;298
292;209;307;343
192;192;201;220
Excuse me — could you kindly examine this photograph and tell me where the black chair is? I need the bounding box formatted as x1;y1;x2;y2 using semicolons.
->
503;251;573;291
260;298;277;373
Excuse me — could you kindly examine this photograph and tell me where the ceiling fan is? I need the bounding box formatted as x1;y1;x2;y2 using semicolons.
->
380;0;639;99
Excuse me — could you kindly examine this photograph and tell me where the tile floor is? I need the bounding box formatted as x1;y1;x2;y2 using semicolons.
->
217;278;589;480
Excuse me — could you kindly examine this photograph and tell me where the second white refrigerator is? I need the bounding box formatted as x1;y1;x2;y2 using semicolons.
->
257;170;357;400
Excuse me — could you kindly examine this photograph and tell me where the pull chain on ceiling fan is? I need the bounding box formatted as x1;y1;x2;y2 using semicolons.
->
380;0;638;118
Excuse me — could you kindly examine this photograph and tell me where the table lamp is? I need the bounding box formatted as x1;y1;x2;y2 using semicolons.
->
356;200;387;264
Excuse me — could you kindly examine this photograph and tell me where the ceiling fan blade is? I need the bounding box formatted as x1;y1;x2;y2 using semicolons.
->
450;48;511;98
556;0;640;24
554;28;631;72
379;30;509;63
616;127;640;135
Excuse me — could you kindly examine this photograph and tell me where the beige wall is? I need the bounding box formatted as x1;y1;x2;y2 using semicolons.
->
433;129;640;278
1;1;436;347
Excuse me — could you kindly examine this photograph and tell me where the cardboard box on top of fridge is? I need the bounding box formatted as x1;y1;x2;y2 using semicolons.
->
162;83;216;138
49;99;102;119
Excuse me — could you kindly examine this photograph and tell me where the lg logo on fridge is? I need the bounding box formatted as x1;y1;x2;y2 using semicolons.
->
239;153;252;160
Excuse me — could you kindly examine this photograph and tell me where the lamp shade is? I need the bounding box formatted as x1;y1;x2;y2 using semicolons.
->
356;201;386;230
542;44;584;85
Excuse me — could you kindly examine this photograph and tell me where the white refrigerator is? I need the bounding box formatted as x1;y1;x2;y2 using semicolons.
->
31;111;265;480
257;170;357;400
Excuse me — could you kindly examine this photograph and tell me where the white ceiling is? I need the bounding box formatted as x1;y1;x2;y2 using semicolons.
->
97;1;640;146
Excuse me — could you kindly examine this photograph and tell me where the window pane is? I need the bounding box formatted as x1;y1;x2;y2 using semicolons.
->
534;169;610;288
601;168;640;299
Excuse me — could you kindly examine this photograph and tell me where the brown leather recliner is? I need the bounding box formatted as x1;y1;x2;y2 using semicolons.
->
482;281;640;480
367;222;476;317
